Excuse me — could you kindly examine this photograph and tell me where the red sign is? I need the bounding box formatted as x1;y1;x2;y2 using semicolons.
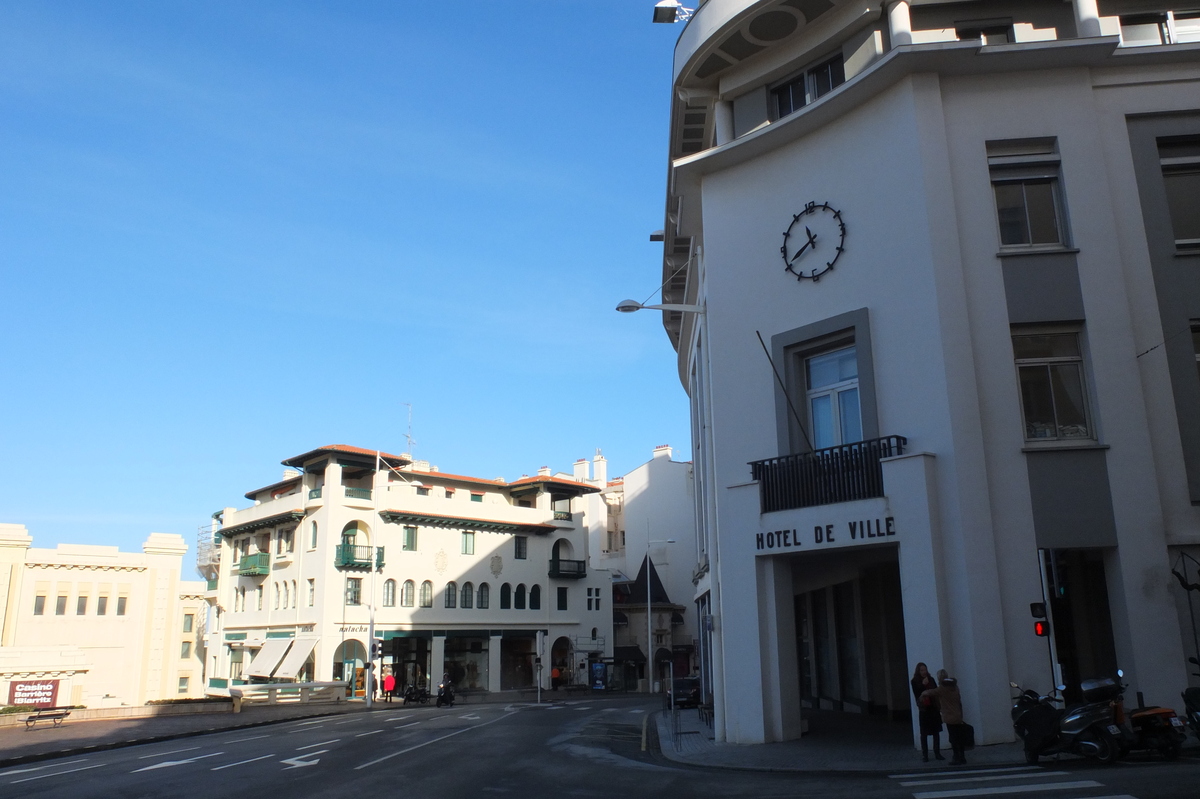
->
8;679;60;707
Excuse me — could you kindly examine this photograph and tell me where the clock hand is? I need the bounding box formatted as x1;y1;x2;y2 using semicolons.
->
789;226;818;263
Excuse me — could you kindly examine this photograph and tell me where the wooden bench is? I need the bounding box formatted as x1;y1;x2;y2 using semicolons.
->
25;707;70;729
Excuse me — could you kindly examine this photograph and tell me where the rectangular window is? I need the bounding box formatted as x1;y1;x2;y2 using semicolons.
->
988;138;1066;249
230;648;244;680
117;596;127;616
346;578;362;606
1160;137;1200;251
33;595;45;615
76;596;88;615
461;532;475;555
308;578;316;607
182;613;194;633
470;492;483;503
806;345;861;450
97;596;108;615
403;526;418;551
255;588;262;611
310;522;318;550
1120;12;1200;45
445;489;454;498
55;596;67;615
178;676;189;694
1013;331;1092;441
770;54;844;120
181;641;192;658
557;586;568;611
514;536;528;560
416;486;430;496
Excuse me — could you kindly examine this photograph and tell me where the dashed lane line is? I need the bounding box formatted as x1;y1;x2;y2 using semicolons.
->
356;730;384;737
354;711;516;771
911;781;1105;799
900;771;1071;787
396;722;420;728
385;715;412;722
221;734;271;744
0;759;89;777
138;746;201;759
211;754;275;771
287;725;324;733
889;767;1041;779
296;739;339;750
9;764;106;784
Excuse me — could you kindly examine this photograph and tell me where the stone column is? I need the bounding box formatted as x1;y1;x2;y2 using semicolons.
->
713;101;734;146
489;633;503;692
887;1;913;47
1072;0;1103;38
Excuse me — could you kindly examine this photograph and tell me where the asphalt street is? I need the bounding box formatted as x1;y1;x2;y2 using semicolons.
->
3;695;1200;798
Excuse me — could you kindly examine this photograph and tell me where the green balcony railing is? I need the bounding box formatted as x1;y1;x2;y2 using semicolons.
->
206;578;218;591
345;487;372;500
309;487;322;500
335;543;377;569
238;552;270;576
548;558;586;579
552;510;573;521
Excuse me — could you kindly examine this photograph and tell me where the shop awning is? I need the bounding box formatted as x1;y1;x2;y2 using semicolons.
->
613;645;645;663
613;611;629;626
274;638;318;680
246;638;292;678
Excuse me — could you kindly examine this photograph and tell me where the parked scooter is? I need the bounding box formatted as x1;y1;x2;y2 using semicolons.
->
436;674;455;708
1010;676;1124;764
402;684;429;705
1182;657;1200;741
1110;673;1188;760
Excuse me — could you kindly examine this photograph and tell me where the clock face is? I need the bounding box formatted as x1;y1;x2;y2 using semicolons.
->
781;202;846;281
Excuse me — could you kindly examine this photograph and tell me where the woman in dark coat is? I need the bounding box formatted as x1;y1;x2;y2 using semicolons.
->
911;662;943;761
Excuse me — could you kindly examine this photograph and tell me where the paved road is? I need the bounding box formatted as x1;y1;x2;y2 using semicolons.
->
4;695;1199;798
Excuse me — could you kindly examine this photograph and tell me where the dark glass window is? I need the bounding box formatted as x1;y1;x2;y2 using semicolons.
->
514;536;528;560
500;583;512;610
515;584;526;610
557;586;569;611
529;584;541;610
33;595;45;615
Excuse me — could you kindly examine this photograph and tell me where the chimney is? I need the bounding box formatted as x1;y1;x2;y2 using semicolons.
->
653;444;672;459
573;458;589;482
593;451;607;485
537;466;552;477
283;469;301;480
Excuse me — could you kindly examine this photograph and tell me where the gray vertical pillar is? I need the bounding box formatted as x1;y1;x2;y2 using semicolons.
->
887;1;913;47
757;555;803;741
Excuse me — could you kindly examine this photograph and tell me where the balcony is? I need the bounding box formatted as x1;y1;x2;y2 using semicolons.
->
206;578;218;591
237;552;270;576
748;435;907;513
552;510;573;521
335;544;382;569
548;558;586;579
344;487;372;500
308;488;322;500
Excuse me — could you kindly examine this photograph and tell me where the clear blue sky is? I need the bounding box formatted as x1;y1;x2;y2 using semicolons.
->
0;1;690;572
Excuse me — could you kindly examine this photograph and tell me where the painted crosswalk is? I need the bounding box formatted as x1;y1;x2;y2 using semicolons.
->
887;764;1138;799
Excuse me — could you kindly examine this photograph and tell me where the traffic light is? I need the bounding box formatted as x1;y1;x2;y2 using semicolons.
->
371;639;384;659
1034;620;1050;637
1030;602;1049;637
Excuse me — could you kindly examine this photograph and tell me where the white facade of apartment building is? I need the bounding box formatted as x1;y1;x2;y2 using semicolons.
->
200;445;613;697
654;0;1200;747
0;524;207;707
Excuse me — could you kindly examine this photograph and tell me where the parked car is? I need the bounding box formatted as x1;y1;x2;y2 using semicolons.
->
671;676;701;708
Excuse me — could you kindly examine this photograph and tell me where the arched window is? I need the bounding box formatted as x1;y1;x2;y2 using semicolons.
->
591;627;598;639
236;587;244;612
461;582;474;609
529;584;541;610
310;521;318;549
273;582;280;610
401;580;415;607
445;581;457;608
383;579;396;607
292;580;297;608
500;583;511;609
282;581;289;609
478;582;489;609
514;584;526;610
419;580;433;608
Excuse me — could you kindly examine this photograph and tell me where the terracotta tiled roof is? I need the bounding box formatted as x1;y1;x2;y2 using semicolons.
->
507;475;601;494
398;469;506;487
378;509;557;534
282;445;409;468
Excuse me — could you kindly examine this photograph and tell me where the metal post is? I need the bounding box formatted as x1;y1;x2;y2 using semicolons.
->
647;547;653;694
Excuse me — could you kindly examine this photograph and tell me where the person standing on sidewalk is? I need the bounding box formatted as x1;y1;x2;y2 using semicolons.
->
911;662;943;762
382;670;396;703
922;670;967;765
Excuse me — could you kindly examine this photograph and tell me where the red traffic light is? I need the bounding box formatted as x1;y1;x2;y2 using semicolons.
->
1034;620;1050;637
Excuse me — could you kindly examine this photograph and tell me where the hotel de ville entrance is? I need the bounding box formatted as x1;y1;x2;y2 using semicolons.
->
788;544;911;722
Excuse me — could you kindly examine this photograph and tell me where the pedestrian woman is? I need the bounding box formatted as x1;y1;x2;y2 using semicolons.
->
911;663;943;762
382;670;396;703
922;670;967;765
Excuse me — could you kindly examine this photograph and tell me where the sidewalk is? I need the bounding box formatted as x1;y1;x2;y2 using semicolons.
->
0;688;550;769
655;706;1034;773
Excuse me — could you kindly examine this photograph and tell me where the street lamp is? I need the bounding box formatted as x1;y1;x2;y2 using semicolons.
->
646;538;675;694
615;300;705;314
652;1;694;23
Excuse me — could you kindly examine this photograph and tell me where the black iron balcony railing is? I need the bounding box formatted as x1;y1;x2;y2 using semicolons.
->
548;558;586;579
748;435;907;513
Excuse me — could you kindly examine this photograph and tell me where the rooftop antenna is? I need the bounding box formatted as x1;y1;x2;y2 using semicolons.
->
402;402;416;458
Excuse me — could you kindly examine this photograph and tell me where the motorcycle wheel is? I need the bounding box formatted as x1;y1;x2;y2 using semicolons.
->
1024;748;1039;765
1087;730;1120;765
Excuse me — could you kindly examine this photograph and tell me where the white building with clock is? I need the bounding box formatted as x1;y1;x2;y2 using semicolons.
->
650;0;1200;749
198;445;613;698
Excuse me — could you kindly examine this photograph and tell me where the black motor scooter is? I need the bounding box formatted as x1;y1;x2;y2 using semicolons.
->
403;684;429;705
1011;676;1124;764
436;676;455;708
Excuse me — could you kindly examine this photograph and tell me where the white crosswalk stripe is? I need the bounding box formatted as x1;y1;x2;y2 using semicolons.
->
887;764;1138;799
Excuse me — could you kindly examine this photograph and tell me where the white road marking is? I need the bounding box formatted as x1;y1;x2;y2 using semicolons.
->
221;734;271;744
296;739;339;750
385;715;412;722
10;764;105;784
629;709;645;714
356;730;384;737
287;725;324;733
912;781;1105;799
601;708;617;712
459;713;481;720
281;750;327;770
293;718;327;726
335;719;358;724
901;771;1070;787
356;712;516;770
890;767;1041;779
131;752;224;773
138;746;201;759
396;722;420;728
0;759;88;777
211;754;275;771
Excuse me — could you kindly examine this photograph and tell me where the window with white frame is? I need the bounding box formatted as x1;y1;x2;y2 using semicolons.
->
346;578;362;606
477;582;489;609
770;53;844;120
514;536;527;560
403;526;418;551
419;580;433;608
383;579;396;607
988;138;1067;249
805;345;862;450
1013;330;1092;441
461;531;475;555
1160;137;1200;252
445;581;457;608
307;578;315;607
1119;11;1200;45
401;580;415;607
461;582;474;609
